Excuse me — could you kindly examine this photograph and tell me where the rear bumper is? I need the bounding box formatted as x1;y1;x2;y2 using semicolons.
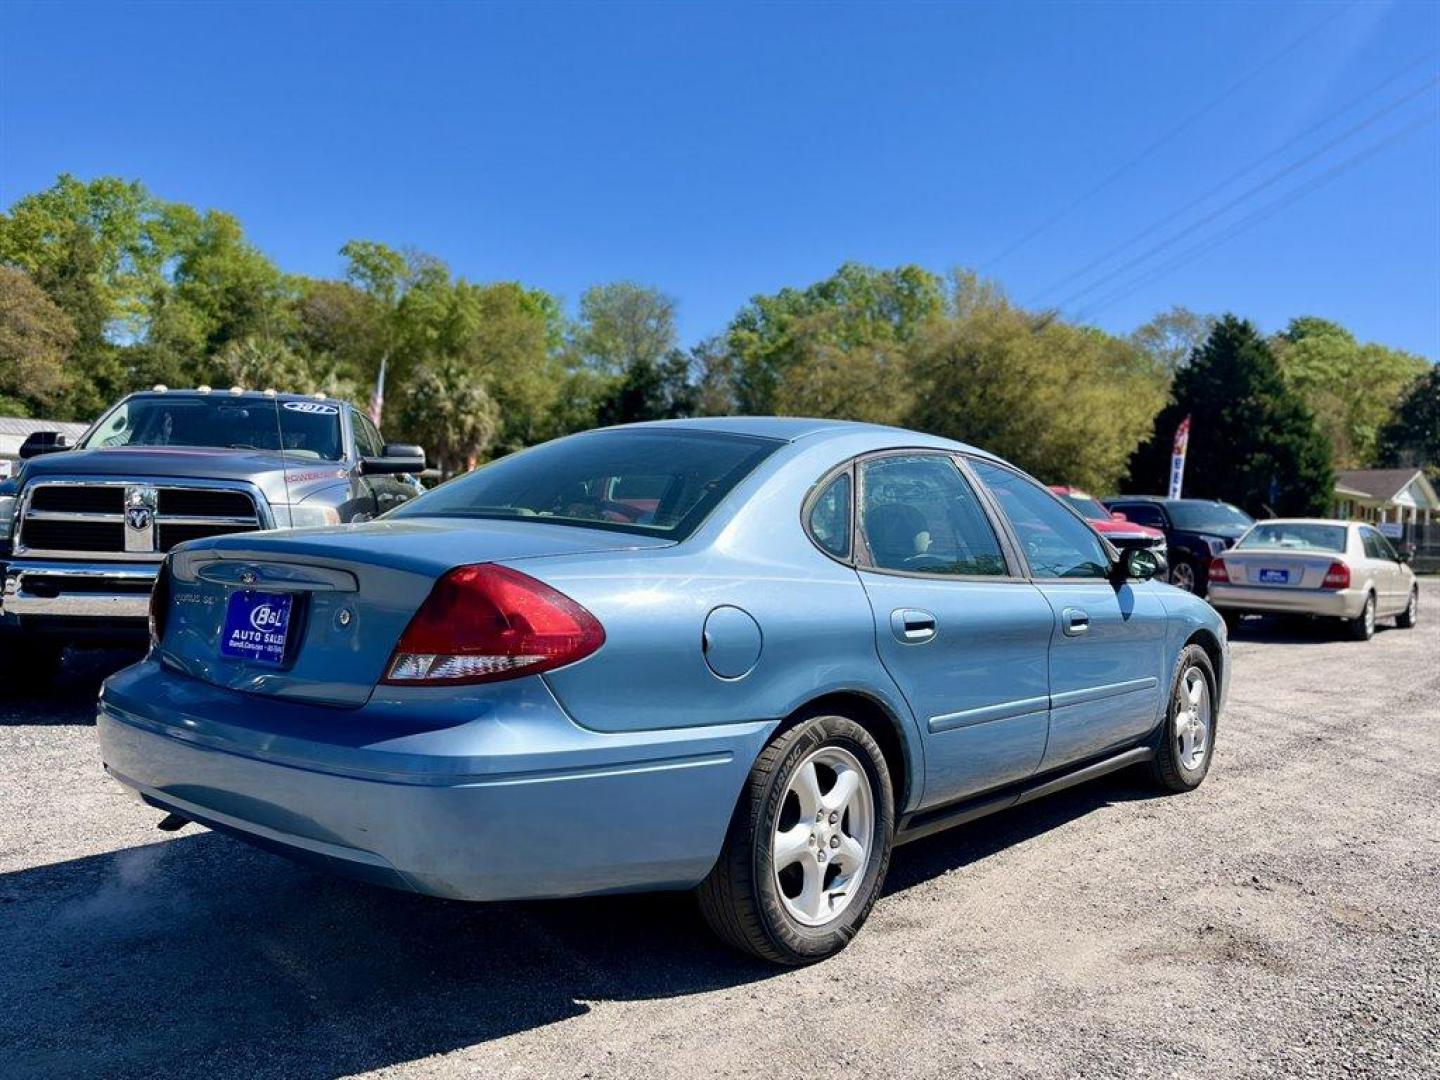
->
1207;583;1366;618
3;557;156;619
97;659;769;901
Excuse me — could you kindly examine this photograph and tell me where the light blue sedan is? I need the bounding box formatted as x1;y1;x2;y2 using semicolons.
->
99;418;1227;964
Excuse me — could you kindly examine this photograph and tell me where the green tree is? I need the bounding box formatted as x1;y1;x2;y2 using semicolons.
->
909;274;1165;492
1126;315;1333;515
1374;365;1440;478
1130;305;1215;377
0;267;75;415
397;357;501;475
574;283;677;376
726;262;944;415
1271;316;1429;469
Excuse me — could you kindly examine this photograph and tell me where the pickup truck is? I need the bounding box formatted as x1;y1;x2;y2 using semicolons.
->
0;388;424;677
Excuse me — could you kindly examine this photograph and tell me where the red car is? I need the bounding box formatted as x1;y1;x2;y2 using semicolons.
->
1049;486;1169;574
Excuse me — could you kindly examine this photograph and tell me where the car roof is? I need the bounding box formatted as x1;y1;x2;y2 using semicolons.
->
1106;495;1233;506
1249;518;1356;527
123;390;348;407
608;416;993;455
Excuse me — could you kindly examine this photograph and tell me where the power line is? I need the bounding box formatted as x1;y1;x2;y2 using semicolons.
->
1046;75;1439;313
979;1;1355;270
1029;49;1440;305
1071;110;1440;321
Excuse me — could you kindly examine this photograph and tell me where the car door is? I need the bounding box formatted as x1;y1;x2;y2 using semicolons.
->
1359;526;1402;613
971;460;1170;771
853;452;1054;808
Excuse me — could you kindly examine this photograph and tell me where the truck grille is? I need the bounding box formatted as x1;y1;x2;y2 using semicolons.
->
17;482;263;558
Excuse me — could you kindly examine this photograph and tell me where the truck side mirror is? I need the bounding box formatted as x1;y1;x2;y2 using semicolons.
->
18;432;71;460
361;443;426;475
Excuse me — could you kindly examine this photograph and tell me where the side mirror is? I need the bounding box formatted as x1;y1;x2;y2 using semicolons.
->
360;443;426;475
18;432;70;460
1113;546;1160;584
1397;546;1413;565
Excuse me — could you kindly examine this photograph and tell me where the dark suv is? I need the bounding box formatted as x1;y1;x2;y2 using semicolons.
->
1102;496;1254;596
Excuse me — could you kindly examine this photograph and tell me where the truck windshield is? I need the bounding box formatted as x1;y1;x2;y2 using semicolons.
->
392;428;782;539
1166;501;1254;532
81;395;344;461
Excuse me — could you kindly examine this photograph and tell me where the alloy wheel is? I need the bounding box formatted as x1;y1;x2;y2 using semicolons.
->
1175;666;1212;772
772;746;874;927
1171;561;1196;593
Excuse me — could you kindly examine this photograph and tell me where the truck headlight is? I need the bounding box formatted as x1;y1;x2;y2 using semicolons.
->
271;503;341;529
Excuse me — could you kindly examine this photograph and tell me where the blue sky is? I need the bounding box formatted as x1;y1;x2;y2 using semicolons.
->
3;1;1438;358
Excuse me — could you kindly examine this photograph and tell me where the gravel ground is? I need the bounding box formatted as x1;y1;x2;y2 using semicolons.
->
2;582;1437;1080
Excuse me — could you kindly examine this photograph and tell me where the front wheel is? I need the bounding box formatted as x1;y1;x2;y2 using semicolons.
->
1150;645;1217;793
1347;592;1376;641
697;712;895;965
1396;586;1418;629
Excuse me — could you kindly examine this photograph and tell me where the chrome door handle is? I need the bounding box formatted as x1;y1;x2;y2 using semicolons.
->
891;608;937;643
1062;607;1090;636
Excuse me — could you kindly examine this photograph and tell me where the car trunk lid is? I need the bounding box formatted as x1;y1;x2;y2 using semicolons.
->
160;518;671;706
1220;549;1340;589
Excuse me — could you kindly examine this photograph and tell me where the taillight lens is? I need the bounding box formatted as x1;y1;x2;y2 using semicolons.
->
1322;561;1350;590
382;564;604;686
148;558;172;650
1208;558;1229;583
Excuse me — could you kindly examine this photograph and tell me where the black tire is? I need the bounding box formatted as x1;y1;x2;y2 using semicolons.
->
1149;644;1217;793
1396;586;1418;629
1347;592;1376;641
0;636;64;684
1169;557;1199;595
697;711;895;965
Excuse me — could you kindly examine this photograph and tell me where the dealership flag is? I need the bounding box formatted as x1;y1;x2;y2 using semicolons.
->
1168;415;1191;500
369;355;387;426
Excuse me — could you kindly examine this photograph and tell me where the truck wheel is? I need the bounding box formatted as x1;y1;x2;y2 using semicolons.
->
1170;558;1198;594
1396;587;1418;629
697;712;894;965
1347;592;1376;641
1150;645;1217;793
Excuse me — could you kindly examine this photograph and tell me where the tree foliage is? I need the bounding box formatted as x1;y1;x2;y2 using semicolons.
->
1126;316;1334;516
1375;365;1440;479
0;267;75;415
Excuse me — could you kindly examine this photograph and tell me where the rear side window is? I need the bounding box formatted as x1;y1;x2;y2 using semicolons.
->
807;472;852;560
972;460;1110;579
392;429;781;540
858;455;1007;576
1360;527;1397;561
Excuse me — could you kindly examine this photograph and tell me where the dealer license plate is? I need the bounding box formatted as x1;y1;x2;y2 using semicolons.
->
219;590;294;666
1258;568;1290;584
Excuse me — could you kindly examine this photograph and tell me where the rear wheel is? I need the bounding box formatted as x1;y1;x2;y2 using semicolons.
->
697;712;894;965
1347;592;1376;641
1396;586;1418;629
1149;645;1217;793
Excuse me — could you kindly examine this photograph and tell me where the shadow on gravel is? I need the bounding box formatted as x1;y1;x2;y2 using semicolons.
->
1225;614;1400;645
1;767;1161;1080
0;648;143;725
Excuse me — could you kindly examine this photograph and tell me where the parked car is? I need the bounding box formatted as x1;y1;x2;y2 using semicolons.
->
99;418;1227;964
1206;518;1418;640
1102;496;1254;596
1049;485;1168;576
0;387;424;675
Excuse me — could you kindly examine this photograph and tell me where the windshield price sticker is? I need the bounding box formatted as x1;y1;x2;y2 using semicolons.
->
282;401;339;416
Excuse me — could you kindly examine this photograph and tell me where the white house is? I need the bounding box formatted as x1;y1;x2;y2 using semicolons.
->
1332;468;1439;527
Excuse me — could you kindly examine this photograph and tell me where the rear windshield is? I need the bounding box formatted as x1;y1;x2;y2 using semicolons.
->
81;394;343;461
391;429;783;539
1236;523;1347;553
1166;501;1254;532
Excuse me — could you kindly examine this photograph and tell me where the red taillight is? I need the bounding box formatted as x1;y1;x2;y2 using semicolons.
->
1208;558;1229;584
1322;561;1350;590
382;564;604;686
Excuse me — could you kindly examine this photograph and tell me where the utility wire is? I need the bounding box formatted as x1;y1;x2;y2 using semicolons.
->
979;1;1355;270
1046;75;1440;313
1071;109;1440;321
1030;49;1440;304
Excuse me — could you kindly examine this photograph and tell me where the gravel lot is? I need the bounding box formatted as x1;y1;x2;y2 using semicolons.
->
2;581;1437;1080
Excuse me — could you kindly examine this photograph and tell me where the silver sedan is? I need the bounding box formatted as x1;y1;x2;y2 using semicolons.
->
1207;519;1419;640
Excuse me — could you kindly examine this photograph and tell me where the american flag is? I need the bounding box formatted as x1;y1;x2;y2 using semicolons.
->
369;355;387;426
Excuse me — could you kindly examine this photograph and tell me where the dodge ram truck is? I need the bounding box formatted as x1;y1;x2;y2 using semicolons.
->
0;387;424;677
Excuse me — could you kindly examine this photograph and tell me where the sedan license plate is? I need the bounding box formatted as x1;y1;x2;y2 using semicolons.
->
1258;568;1290;584
220;590;294;666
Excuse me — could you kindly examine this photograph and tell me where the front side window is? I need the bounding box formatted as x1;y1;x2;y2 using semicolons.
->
807;472;852;560
971;460;1110;579
81;394;343;461
1112;502;1166;528
353;411;384;457
858;455;1007;576
391;429;781;539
